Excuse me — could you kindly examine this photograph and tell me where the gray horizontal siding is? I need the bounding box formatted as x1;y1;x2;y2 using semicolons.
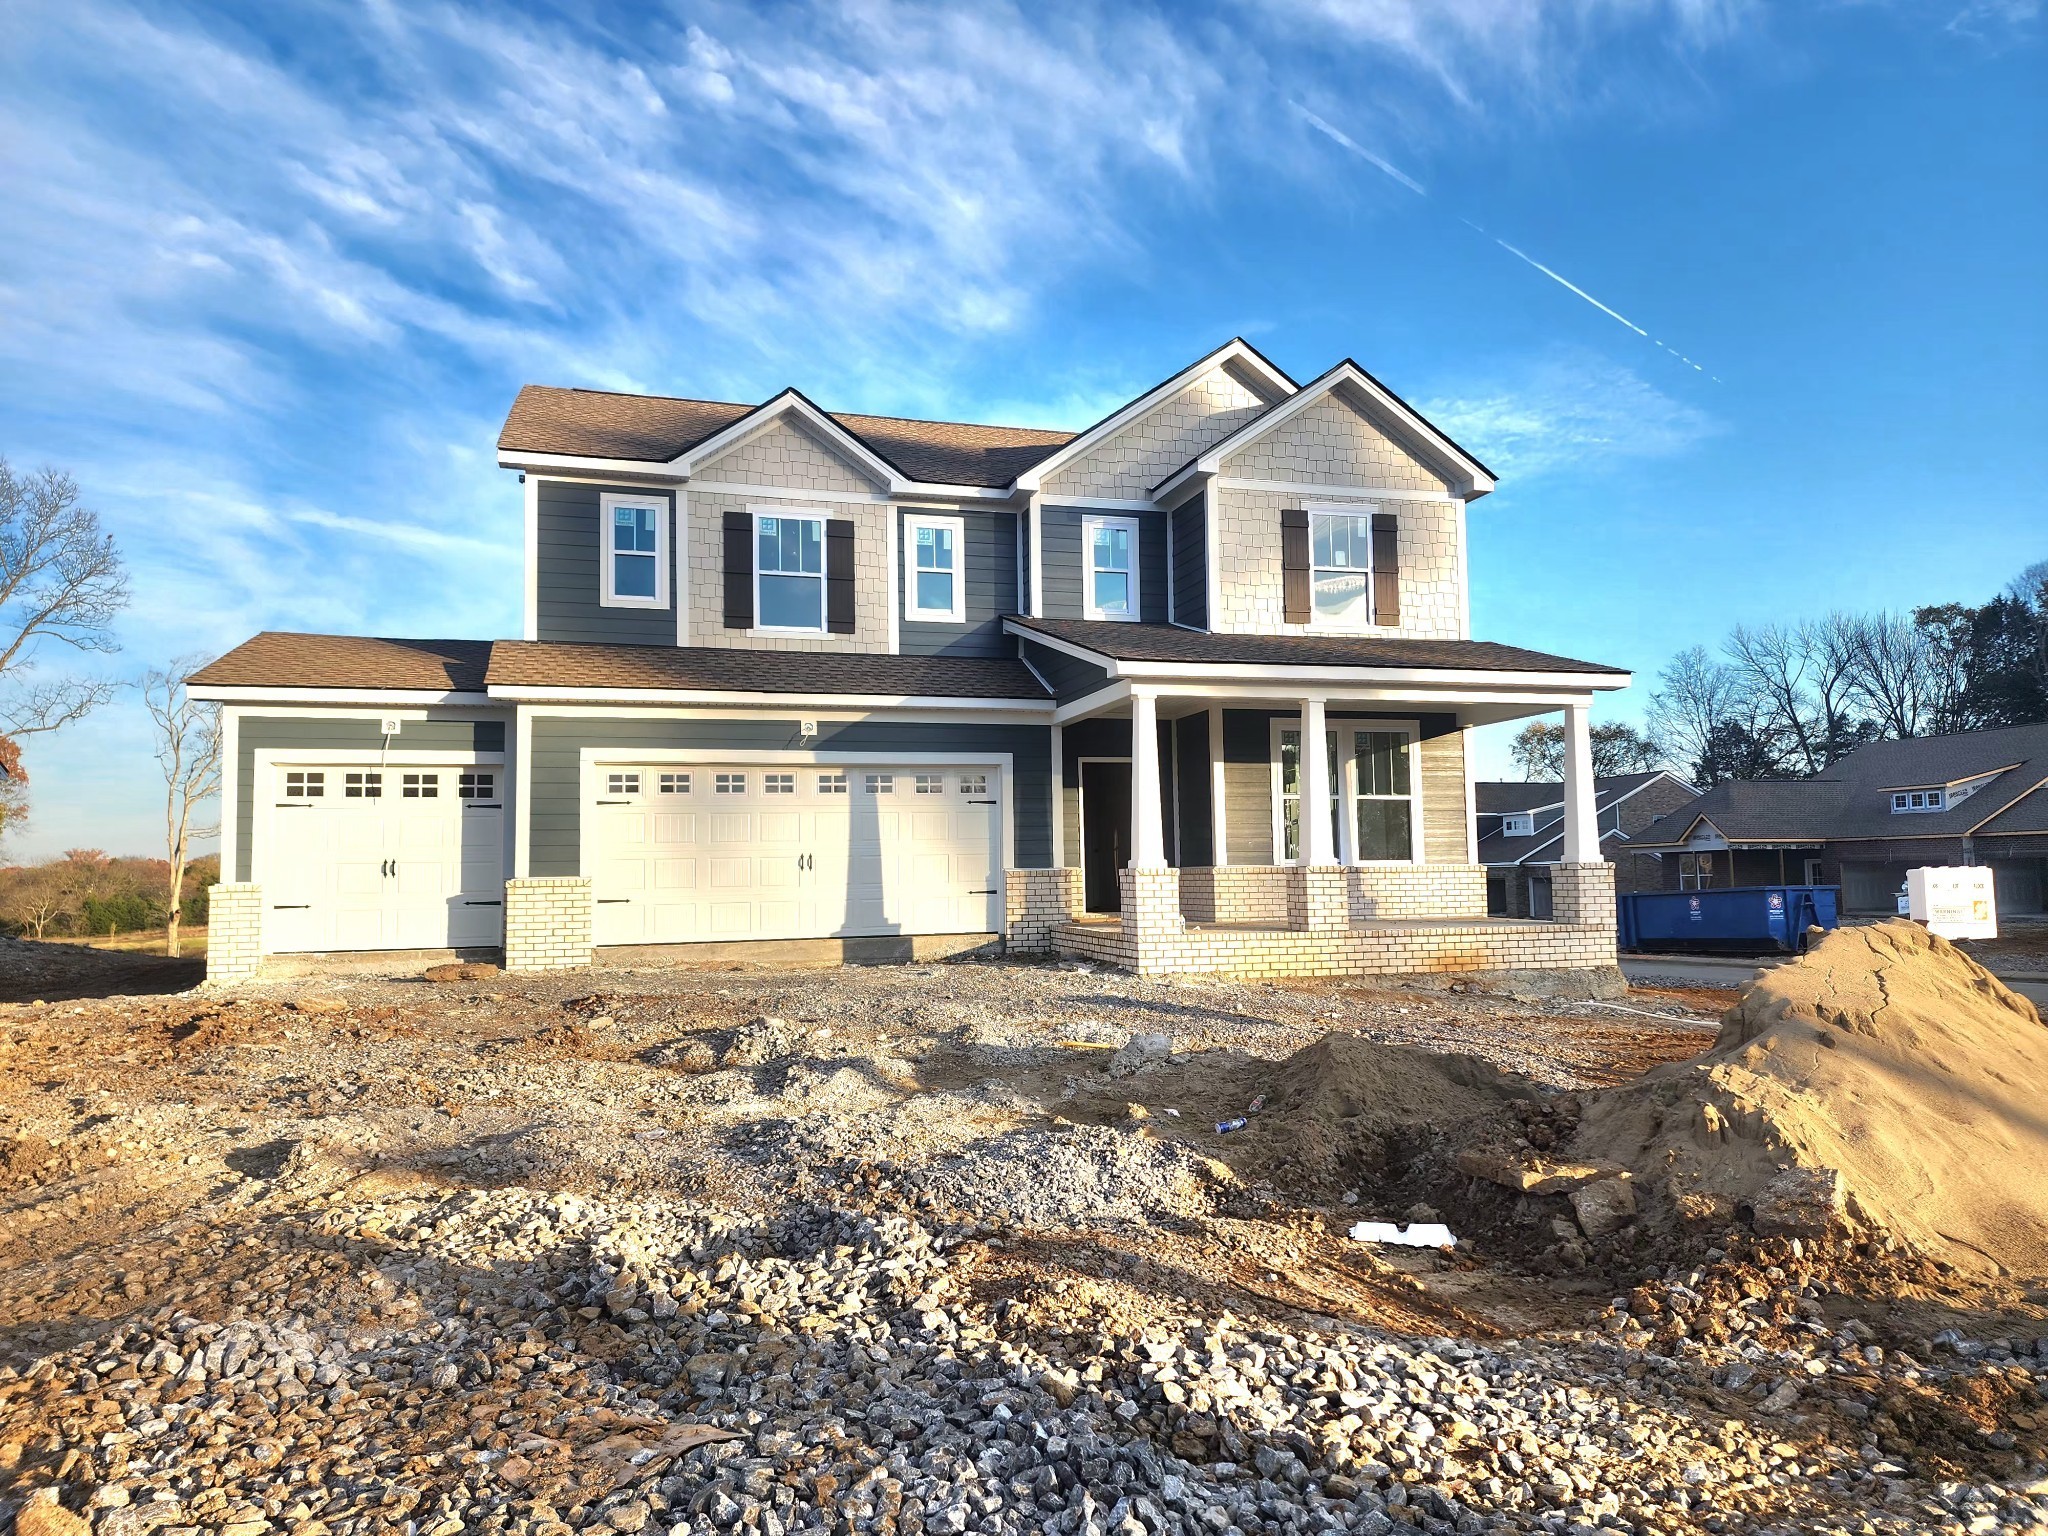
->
529;716;1054;877
1170;495;1207;628
1040;505;1169;624
898;509;1019;657
1018;638;1111;704
535;479;677;645
235;714;506;882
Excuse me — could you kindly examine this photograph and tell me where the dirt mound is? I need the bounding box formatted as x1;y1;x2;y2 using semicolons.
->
1232;1033;1540;1185
1577;920;2048;1276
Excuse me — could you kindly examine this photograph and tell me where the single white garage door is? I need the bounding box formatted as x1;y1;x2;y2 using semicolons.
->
591;763;1002;946
262;765;506;952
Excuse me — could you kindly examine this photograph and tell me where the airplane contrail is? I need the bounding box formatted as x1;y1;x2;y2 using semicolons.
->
1299;103;1716;379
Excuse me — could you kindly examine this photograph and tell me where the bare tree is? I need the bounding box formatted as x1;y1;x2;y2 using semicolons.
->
1847;612;1934;739
142;664;221;958
0;732;23;844
1647;647;1740;781
1;865;69;940
0;458;129;739
1725;623;1820;774
1510;721;1564;780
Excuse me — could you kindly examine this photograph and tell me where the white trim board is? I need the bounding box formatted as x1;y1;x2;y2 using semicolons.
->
489;687;1053;712
189;687;495;706
901;512;967;625
598;490;672;610
1215;478;1463;503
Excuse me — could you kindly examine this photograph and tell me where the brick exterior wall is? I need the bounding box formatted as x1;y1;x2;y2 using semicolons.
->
1003;866;1084;955
204;883;265;985
1041;366;1274;501
1287;865;1350;930
1178;866;1293;925
504;877;594;972
1053;911;1620;980
1348;863;1488;920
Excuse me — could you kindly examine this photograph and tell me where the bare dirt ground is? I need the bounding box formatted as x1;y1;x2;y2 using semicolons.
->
1;944;2043;1536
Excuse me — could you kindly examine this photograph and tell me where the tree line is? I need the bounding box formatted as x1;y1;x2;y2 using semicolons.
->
1;457;219;953
0;849;218;940
1508;559;2047;785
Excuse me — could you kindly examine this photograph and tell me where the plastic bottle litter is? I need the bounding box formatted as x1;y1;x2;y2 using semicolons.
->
1214;1117;1248;1135
1247;1094;1267;1114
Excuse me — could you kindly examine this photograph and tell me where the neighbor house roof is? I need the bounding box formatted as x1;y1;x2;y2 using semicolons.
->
1473;773;1691;865
1006;618;1627;677
1632;720;2048;848
500;385;1076;489
483;641;1048;701
187;633;493;694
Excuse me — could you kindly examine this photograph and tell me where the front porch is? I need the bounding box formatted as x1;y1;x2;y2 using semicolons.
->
999;626;1630;979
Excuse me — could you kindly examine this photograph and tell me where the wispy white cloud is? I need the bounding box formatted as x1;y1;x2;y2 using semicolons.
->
1421;351;1720;479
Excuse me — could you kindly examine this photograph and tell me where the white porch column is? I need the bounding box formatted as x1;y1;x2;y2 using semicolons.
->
1131;689;1166;867
1208;707;1228;866
1562;701;1600;863
1300;696;1335;865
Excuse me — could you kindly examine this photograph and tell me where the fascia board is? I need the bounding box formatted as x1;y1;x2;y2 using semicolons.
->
498;451;685;479
186;686;494;705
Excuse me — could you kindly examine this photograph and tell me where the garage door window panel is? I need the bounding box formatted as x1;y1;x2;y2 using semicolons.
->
756;514;826;632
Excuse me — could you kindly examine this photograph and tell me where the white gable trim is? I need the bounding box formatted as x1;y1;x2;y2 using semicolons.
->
1013;339;1295;493
1152;362;1496;503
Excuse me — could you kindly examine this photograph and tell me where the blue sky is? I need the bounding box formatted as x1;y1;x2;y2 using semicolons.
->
1;0;2042;859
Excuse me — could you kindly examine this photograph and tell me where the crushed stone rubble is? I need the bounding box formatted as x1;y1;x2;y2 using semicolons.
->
0;951;2043;1534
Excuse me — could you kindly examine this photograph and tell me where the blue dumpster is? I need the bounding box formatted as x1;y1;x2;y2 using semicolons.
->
1616;885;1840;954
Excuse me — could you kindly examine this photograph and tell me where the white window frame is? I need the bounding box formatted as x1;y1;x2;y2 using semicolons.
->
1082;513;1142;623
1890;788;1946;814
751;507;829;636
1305;503;1379;631
599;492;670;610
1502;811;1536;838
1268;717;1424;865
903;513;966;624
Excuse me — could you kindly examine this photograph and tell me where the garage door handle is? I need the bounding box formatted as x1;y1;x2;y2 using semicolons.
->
271;904;310;910
597;799;632;806
969;889;998;895
966;799;997;805
463;900;502;907
596;898;630;905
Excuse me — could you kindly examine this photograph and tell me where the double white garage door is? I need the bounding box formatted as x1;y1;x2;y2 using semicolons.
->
591;762;1004;946
262;764;506;952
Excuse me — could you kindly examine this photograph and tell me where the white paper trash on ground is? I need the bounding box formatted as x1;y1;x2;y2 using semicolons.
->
1350;1220;1457;1248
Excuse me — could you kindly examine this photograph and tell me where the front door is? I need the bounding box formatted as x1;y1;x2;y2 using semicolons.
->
1079;759;1132;913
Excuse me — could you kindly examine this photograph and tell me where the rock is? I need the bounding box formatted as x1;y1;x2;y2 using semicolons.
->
286;996;349;1015
1751;1166;1849;1238
1760;1380;1801;1413
16;1497;92;1536
1456;1149;1628;1195
1106;1033;1172;1077
1569;1177;1637;1239
422;962;498;983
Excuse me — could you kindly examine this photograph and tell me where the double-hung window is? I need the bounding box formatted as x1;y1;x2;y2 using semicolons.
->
904;514;965;623
755;512;826;632
1083;515;1140;622
1309;507;1375;626
1272;720;1419;864
600;493;668;608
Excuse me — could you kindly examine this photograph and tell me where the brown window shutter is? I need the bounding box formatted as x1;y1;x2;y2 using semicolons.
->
1371;511;1400;627
722;510;752;629
1281;508;1311;624
825;518;856;635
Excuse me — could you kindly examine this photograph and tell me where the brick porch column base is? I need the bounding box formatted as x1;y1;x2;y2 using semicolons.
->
504;877;594;972
1004;867;1084;954
1287;865;1349;930
1119;865;1184;973
205;883;265;985
1549;861;1618;935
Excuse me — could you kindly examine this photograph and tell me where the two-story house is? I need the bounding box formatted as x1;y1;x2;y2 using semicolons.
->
189;339;1632;982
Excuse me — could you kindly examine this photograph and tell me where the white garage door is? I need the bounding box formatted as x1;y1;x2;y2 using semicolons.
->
263;765;505;952
591;763;1002;946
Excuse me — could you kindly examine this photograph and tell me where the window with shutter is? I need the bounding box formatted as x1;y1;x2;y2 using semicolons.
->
1280;508;1311;624
1370;511;1400;627
722;510;753;629
826;518;856;634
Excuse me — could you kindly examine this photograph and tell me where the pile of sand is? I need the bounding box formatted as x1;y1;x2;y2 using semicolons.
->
1576;920;2048;1276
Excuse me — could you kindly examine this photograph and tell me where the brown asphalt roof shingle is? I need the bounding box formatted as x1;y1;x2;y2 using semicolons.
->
1006;618;1628;676
498;385;1075;489
485;641;1048;699
187;634;492;693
